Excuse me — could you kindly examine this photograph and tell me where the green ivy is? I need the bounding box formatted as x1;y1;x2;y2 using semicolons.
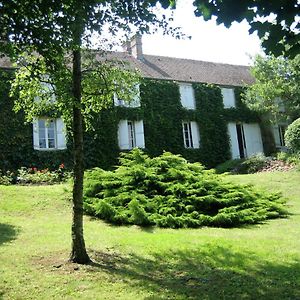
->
0;72;267;171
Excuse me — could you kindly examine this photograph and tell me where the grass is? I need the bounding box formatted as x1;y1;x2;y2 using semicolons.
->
0;171;300;299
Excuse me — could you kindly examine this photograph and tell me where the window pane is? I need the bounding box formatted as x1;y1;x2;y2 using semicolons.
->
39;128;45;140
128;121;136;149
39;139;46;148
48;139;55;148
48;119;55;128
38;119;46;129
48;128;55;139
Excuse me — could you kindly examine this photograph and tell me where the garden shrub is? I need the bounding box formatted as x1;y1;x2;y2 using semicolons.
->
285;118;300;153
277;152;300;166
215;159;243;174
0;171;14;185
16;164;70;184
83;149;287;228
236;154;268;174
216;154;268;174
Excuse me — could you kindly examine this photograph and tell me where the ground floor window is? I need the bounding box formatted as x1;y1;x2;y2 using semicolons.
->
272;124;287;148
182;121;200;149
33;118;66;150
118;119;145;150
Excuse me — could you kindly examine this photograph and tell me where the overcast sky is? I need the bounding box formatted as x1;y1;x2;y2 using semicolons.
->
142;0;263;66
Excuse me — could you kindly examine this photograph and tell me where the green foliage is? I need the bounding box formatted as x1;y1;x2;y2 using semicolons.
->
276;151;300;166
243;55;300;120
285;118;300;153
83;149;287;228
236;154;268;174
216;154;269;174
215;159;244;174
0;171;14;185
16;165;70;185
0;74;265;171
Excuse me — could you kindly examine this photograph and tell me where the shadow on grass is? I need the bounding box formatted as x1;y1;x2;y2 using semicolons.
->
88;245;300;299
0;223;19;246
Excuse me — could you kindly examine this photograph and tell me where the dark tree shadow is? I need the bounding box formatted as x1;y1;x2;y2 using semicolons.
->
87;245;300;299
0;223;19;246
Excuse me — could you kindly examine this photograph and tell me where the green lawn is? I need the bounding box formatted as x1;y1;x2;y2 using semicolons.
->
1;171;300;299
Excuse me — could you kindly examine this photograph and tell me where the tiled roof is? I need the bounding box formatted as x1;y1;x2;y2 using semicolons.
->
0;51;254;86
102;52;254;86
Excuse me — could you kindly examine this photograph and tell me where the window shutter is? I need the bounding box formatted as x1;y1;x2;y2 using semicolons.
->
118;120;130;150
134;120;145;148
190;121;200;148
222;88;235;108
272;125;281;147
33;118;40;150
243;123;263;156
227;122;240;159
56;118;67;149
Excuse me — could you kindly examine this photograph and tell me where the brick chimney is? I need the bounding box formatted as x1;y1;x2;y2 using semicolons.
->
123;34;143;60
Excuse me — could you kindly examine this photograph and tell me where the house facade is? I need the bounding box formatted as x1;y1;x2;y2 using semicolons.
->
0;36;279;171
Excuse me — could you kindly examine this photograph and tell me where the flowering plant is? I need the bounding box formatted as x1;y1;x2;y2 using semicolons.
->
16;164;70;185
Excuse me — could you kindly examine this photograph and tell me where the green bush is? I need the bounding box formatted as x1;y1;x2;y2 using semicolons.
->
83;149;287;228
236;154;268;174
0;171;14;185
216;154;268;174
16;164;70;184
215;159;243;173
285;118;300;153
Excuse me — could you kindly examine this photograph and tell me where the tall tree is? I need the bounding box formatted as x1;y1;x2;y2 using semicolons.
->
0;0;179;264
243;54;300;122
192;0;300;57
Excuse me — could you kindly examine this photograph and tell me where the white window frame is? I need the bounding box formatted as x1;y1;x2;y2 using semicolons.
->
118;119;145;150
179;83;196;110
127;120;136;149
114;84;141;108
221;87;236;108
182;121;200;149
33;117;66;151
38;119;56;149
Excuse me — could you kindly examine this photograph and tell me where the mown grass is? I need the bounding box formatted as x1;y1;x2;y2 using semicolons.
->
0;171;300;299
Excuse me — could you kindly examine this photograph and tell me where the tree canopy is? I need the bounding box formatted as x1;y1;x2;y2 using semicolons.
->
0;0;180;264
193;0;300;57
243;54;300;122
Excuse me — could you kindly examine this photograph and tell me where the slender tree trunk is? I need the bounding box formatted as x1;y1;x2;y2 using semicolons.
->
69;26;90;264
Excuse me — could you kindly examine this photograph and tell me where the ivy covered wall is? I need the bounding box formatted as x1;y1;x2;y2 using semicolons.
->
0;72;264;171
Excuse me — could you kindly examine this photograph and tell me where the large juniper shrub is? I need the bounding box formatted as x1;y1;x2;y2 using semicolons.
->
83;149;287;228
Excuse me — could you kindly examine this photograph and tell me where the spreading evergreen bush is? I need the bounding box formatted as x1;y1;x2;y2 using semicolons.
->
83;149;287;228
285;118;300;153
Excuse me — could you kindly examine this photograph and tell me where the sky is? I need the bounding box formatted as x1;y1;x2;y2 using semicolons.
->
141;0;263;66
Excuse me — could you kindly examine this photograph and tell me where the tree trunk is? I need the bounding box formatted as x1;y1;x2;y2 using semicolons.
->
69;42;90;264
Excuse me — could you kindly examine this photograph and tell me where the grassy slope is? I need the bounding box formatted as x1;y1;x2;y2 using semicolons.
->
0;171;300;299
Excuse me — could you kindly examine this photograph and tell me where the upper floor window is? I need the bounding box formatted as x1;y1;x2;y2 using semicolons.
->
33;118;66;150
114;84;140;108
179;83;196;110
221;88;235;108
118;119;145;150
182;121;200;149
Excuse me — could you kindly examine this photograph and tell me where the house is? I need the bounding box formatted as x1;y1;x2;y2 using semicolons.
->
0;36;280;171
